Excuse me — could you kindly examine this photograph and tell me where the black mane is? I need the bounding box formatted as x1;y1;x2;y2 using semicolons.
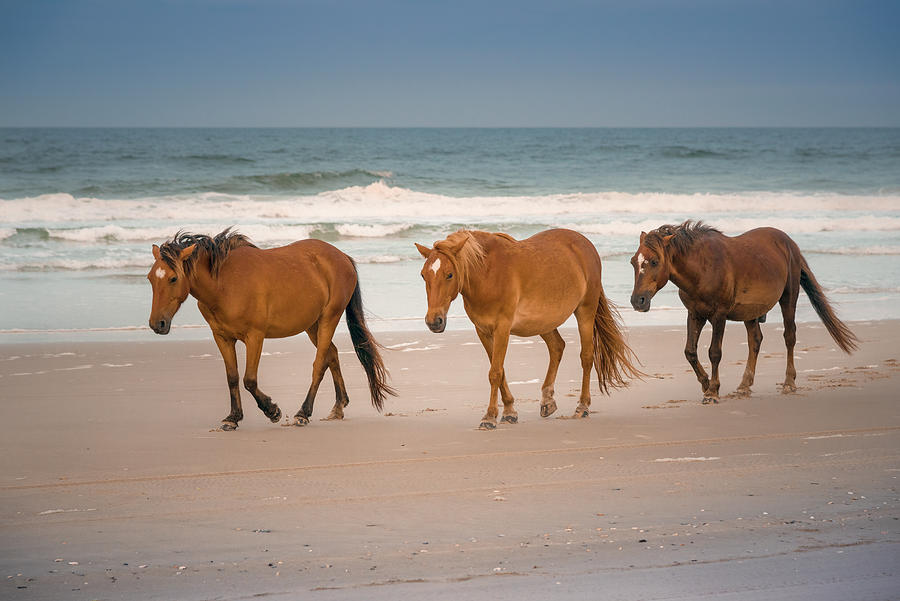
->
644;220;721;255
159;227;256;278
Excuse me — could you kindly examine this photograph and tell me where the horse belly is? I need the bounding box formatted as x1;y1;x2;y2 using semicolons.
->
510;303;574;337
265;300;323;338
510;267;585;336
728;281;783;322
727;302;777;322
244;278;326;338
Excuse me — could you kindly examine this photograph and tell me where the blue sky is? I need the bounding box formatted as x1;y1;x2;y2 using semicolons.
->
1;0;898;126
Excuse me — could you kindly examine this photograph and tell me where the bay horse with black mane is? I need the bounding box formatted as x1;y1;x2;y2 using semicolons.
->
416;228;641;429
148;229;395;430
630;221;858;404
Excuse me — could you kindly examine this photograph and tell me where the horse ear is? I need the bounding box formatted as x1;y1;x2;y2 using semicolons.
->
639;232;647;243
662;234;675;246
443;235;469;256
152;244;161;260
178;244;196;262
414;243;432;258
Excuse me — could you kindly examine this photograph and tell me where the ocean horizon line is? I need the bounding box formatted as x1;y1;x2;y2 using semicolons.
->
4;125;900;130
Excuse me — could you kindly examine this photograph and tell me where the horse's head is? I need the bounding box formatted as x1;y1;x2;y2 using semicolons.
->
630;230;673;312
415;237;468;333
147;243;196;335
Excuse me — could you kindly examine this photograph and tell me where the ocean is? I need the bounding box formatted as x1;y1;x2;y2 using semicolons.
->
1;127;898;342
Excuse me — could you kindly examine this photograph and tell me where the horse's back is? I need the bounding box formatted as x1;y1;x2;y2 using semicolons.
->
520;228;601;266
722;227;799;320
731;227;798;271
216;239;357;337
499;229;603;335
735;226;796;249
237;238;355;279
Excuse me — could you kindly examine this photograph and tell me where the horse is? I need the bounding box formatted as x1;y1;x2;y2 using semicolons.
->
629;220;858;404
147;228;395;430
415;228;641;429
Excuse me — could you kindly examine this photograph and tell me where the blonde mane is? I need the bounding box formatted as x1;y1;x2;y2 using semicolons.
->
434;230;490;289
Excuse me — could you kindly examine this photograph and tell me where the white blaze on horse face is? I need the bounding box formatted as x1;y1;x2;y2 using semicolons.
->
637;253;646;274
429;257;441;276
155;267;167;280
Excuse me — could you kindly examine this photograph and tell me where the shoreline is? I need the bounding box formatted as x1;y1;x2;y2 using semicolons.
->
2;320;899;600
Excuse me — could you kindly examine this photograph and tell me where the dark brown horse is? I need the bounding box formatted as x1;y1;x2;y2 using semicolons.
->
416;229;640;429
629;221;858;403
148;229;394;430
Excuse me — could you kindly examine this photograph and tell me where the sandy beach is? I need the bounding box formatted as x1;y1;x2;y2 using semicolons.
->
2;320;899;600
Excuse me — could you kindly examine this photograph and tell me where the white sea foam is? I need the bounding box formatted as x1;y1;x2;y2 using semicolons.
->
569;216;900;237
385;341;420;349
16;222;414;247
335;223;413;237
819;246;900;256
357;254;405;264
3;188;899;226
828;285;900;295
0;256;149;272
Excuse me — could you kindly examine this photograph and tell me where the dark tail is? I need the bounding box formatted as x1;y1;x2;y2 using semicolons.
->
345;272;396;412
592;288;644;394
798;255;859;353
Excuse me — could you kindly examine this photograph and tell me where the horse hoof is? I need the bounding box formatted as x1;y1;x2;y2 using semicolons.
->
479;421;497;430
220;421;238;431
500;414;518;424
268;407;282;423
781;384;797;394
285;415;309;427
572;406;590;419
702;397;719;405
540;401;558;418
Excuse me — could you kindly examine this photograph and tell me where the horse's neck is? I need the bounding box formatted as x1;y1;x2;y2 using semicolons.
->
186;252;218;305
668;237;715;290
458;234;501;298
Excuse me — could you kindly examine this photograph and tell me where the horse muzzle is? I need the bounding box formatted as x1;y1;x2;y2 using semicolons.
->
426;313;446;333
630;292;652;312
150;317;171;335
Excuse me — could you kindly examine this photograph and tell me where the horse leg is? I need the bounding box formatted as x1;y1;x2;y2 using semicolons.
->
705;318;726;404
573;305;597;418
212;333;244;430
684;313;711;399
480;326;511;430
306;326;350;421
538;329;565;418
292;316;340;426
476;328;517;424
779;286;799;393
242;332;282;424
323;343;349;420
736;319;763;397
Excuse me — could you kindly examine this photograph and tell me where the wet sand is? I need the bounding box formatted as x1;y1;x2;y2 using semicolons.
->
2;321;899;600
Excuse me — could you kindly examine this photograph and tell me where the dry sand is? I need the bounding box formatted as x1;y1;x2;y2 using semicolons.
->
1;321;899;600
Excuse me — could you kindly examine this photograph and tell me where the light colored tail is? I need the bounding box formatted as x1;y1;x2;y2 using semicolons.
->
592;289;644;394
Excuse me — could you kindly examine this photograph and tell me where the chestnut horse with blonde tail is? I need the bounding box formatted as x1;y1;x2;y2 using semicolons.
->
630;221;858;404
416;229;641;429
148;229;395;430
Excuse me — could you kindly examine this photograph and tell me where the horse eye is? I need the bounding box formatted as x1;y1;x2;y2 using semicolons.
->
650;259;659;268
446;273;453;280
169;276;178;284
